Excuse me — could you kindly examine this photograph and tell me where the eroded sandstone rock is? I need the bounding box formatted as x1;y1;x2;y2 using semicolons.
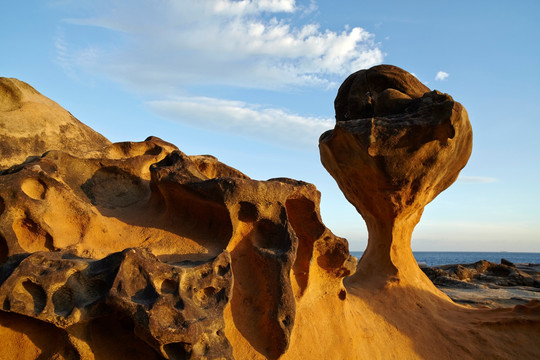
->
0;78;352;360
423;260;540;288
0;77;111;169
320;65;473;289
0;142;351;359
0;248;233;359
1;72;539;360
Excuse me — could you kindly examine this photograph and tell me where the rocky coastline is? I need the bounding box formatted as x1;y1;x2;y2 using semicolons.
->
0;65;539;359
423;259;540;308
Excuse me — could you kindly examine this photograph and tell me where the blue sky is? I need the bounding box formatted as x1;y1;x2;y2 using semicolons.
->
1;0;539;252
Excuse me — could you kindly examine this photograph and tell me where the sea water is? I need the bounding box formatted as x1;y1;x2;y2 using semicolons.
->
349;251;540;267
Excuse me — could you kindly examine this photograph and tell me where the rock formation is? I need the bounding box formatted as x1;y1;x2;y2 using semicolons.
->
0;77;352;359
320;65;473;290
422;260;540;308
0;68;539;360
0;78;111;169
0;248;233;359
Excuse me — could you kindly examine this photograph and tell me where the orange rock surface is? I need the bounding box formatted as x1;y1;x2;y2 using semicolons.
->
0;78;111;169
321;64;473;290
0;68;538;360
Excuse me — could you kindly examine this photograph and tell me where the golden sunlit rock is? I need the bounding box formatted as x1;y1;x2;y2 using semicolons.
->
0;77;111;169
320;64;473;290
0;70;538;360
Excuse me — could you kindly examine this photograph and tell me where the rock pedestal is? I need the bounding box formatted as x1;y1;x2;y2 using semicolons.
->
320;65;473;290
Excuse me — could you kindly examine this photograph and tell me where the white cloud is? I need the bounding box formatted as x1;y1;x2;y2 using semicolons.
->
435;71;449;81
458;176;498;184
60;0;383;90
57;0;383;147
212;0;297;15
147;96;333;148
54;29;71;73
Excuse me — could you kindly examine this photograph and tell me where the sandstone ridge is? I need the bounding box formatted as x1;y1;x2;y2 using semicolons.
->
0;77;111;169
0;70;539;360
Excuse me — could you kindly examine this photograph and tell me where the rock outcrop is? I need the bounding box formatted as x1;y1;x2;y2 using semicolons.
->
423;260;540;308
0;69;539;360
0;77;111;169
0;78;352;359
320;64;473;290
0;248;233;359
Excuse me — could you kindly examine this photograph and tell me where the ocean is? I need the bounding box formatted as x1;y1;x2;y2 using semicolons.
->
349;251;540;267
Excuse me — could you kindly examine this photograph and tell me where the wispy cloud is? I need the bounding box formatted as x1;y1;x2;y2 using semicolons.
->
61;0;383;91
56;0;383;147
458;175;498;184
54;29;71;74
435;71;449;81
147;96;333;148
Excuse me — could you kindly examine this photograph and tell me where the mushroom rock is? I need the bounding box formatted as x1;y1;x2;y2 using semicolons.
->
0;77;111;169
320;64;473;290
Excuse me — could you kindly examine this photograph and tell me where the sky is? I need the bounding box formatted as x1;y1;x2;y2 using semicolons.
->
1;0;539;252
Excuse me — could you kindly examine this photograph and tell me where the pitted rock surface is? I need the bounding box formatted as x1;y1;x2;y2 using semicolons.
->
0;248;233;359
0;78;352;360
1;72;539;360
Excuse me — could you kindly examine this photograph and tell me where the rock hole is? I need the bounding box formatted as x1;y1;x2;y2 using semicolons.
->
0;233;7;263
150;155;234;250
21;178;47;200
116;281;123;293
143;145;162;156
203;287;216;296
12;217;55;252
52;285;75;316
286;197;326;296
317;241;349;271
195;286;216;304
0;195;4;216
238;201;258;222
217;263;230;276
406;178;422;206
195;287;227;309
174;298;185;310
338;289;347;300
198;269;211;279
161;279;178;295
3;297;10;311
251;219;291;252
81;166;149;209
22;280;47;314
131;283;160;308
163;342;191;360
281;315;292;327
44;233;54;250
